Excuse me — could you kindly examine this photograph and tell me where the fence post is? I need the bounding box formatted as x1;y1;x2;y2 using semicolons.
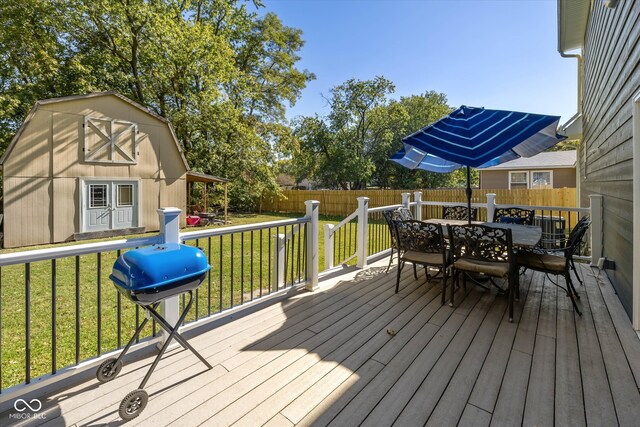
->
413;191;423;221
356;197;370;268
157;207;181;344
486;193;496;222
272;234;286;290
590;194;603;266
324;223;334;270
401;192;411;209
305;200;320;291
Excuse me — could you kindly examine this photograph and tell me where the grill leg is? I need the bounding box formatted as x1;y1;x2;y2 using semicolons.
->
112;302;159;367
138;291;212;390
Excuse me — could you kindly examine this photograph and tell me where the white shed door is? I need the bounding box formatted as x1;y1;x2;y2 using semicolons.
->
83;181;138;232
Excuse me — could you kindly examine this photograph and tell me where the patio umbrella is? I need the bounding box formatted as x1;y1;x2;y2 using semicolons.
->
391;105;566;223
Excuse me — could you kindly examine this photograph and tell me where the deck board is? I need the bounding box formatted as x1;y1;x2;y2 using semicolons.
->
4;260;640;427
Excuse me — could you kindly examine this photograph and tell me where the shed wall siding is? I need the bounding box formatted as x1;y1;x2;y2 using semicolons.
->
3;177;52;247
2;94;188;247
580;0;640;316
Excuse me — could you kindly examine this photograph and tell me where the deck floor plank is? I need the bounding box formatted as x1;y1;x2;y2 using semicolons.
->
554;271;586;427
4;261;640;427
582;268;640;427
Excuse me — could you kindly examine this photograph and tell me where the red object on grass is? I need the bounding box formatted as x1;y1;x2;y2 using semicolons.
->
186;215;201;226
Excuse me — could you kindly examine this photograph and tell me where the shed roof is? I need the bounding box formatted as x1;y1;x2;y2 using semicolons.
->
0;91;189;170
479;150;577;170
186;171;228;183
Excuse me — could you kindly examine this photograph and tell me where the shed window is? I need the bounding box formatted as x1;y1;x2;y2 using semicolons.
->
89;184;108;208
117;184;134;207
531;171;553;189
509;171;529;189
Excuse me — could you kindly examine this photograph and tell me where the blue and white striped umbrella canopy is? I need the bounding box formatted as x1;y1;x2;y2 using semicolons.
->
391;105;566;172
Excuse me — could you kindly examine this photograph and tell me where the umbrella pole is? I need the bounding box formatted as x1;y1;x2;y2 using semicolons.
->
466;166;472;225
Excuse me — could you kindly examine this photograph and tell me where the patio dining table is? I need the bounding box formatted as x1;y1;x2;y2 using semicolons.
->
424;218;542;249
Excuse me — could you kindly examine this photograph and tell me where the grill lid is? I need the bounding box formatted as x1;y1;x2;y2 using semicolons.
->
110;243;210;291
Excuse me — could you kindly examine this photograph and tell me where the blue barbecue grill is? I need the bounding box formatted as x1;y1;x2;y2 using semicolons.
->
95;243;212;421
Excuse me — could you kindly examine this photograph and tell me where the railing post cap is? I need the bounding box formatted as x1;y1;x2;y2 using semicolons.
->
157;207;182;215
357;196;370;201
305;200;320;205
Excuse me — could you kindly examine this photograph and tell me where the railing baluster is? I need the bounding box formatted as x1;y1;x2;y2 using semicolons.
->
240;232;244;304
75;256;80;365
231;233;235;307
208;237;212;317
297;225;302;283
97;253;101;356
195;238;200;320
219;235;223;312
268;227;271;293
250;231;254;300
117;250;122;348
260;229;263;297
25;263;31;384
51;260;56;375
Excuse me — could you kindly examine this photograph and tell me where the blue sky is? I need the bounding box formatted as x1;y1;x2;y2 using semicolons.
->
262;0;578;124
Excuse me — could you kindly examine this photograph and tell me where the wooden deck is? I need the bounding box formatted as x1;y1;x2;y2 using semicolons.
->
5;258;640;426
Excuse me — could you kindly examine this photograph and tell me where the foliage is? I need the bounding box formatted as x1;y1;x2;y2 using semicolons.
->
0;0;314;210
290;81;471;189
546;139;580;152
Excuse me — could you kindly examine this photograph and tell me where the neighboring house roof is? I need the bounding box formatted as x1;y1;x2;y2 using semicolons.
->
0;91;189;171
479;150;577;170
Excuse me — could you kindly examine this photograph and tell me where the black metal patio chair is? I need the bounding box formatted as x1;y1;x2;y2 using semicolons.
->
443;205;478;221
382;207;414;272
516;219;590;315
393;220;450;305
493;207;535;225
448;224;518;321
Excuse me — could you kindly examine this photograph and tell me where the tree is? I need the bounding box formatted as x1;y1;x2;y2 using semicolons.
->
0;0;314;210
293;76;396;189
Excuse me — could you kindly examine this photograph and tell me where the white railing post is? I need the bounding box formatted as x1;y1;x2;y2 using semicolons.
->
157;207;181;344
305;200;320;290
413;191;423;221
401;192;411;209
324;223;334;271
356;197;369;268
590;194;603;266
486;193;496;222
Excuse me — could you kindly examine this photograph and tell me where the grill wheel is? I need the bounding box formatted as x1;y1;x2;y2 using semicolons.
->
96;357;123;383
119;389;148;421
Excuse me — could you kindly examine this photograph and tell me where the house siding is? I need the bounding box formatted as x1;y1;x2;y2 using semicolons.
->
480;168;576;189
2;95;187;248
580;0;640;316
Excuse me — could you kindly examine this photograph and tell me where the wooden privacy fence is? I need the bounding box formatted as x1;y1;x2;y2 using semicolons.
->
261;188;577;216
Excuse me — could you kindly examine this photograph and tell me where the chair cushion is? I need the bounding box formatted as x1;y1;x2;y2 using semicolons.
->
517;252;566;272
498;215;525;224
401;250;446;266
453;258;510;278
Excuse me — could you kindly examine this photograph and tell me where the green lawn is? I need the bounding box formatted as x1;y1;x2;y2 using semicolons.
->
0;212;390;390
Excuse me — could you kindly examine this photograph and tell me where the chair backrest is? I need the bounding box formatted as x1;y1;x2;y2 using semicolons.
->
493;207;535;225
448;224;514;264
565;219;591;258
393;220;446;260
383;208;414;248
443;205;478;221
